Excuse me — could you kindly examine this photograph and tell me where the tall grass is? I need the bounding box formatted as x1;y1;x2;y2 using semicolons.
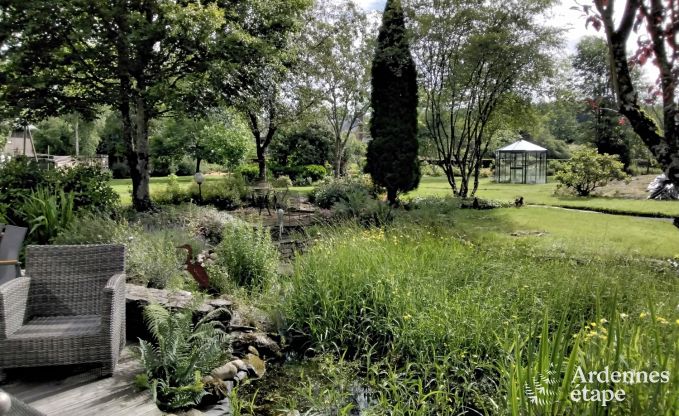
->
281;224;679;414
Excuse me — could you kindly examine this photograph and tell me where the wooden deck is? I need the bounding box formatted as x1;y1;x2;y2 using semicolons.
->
1;347;162;416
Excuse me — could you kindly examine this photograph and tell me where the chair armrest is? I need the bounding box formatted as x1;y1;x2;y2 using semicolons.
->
0;260;17;265
0;277;30;339
101;273;126;347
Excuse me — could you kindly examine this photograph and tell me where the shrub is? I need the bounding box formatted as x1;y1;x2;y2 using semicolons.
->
137;304;230;411
0;157;49;224
301;164;327;182
111;161;131;179
188;181;241;210
271;175;293;189
58;164;120;214
176;157;196;176
132;204;233;245
154;174;191;205
54;213;132;244
55;213;191;289
237;164;260;183
555;148;628;196
212;221;278;290
478;167;493;178
421;163;445;177
0;158;119;226
309;176;376;209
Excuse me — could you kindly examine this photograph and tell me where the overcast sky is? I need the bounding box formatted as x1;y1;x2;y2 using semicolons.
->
353;0;602;52
351;0;656;81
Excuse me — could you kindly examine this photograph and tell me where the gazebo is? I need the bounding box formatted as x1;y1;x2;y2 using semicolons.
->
495;140;547;184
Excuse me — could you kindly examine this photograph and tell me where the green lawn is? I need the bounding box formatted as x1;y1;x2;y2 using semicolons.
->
405;176;679;217
441;205;679;259
111;175;224;205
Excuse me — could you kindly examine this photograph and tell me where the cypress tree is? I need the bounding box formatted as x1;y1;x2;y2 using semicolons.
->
365;0;420;204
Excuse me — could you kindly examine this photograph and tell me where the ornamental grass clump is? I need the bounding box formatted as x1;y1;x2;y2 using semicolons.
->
282;224;679;414
212;221;278;291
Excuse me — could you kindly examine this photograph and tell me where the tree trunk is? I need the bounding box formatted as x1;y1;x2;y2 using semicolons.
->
131;95;152;211
387;187;397;205
334;148;342;178
257;145;267;181
195;157;202;173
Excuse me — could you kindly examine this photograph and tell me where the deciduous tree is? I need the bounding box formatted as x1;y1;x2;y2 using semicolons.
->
584;0;679;187
0;0;307;210
410;0;558;197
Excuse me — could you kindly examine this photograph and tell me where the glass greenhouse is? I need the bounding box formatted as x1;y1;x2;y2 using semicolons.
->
495;140;547;184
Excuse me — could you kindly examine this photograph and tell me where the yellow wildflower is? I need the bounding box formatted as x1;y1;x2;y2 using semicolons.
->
656;317;669;325
640;312;649;319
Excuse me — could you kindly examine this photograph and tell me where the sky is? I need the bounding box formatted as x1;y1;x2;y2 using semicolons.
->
353;0;602;52
351;0;656;81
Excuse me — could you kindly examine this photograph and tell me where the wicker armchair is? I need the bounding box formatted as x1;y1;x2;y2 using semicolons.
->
0;245;126;377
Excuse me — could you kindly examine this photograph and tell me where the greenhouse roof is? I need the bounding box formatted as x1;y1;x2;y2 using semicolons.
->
497;140;547;152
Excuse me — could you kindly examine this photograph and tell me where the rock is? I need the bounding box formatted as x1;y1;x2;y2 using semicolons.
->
203;397;232;416
224;380;234;393
210;299;233;309
231;331;282;360
126;284;232;341
211;363;237;381
183;410;205;416
247;346;259;357
231;359;247;372
244;353;266;378
235;371;248;382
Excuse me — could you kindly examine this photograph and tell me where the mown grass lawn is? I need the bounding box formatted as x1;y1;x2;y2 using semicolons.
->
431;204;679;259
111;175;225;205
405;176;679;217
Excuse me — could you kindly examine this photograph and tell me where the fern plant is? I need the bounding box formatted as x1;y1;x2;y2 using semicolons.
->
136;304;231;411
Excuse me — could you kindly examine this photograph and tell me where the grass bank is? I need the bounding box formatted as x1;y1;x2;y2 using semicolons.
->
279;219;679;414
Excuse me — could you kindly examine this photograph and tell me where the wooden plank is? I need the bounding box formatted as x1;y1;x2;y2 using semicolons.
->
1;347;162;416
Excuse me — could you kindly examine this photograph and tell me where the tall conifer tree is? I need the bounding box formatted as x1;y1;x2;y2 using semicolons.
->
365;0;419;204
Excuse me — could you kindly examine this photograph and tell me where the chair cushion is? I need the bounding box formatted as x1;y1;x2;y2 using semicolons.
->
10;316;101;339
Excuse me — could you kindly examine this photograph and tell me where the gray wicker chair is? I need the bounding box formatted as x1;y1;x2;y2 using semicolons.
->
0;245;126;377
0;225;28;286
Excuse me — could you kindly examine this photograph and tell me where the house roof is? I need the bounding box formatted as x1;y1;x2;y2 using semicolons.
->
497;140;547;152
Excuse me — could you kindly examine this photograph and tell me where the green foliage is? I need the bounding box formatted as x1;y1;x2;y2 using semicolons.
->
33;114;101;156
269;124;334;167
0;157;48;224
150;111;252;175
137;304;230;411
20;188;75;244
54;212;199;289
0;158;118;227
309;176;377;209
212;221;278;291
500;307;679;415
301;164;327;182
282;223;679;413
58;164;120;213
555;148;628;196
237;164;260;183
132;203;233;245
187;175;248;210
366;0;420;203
